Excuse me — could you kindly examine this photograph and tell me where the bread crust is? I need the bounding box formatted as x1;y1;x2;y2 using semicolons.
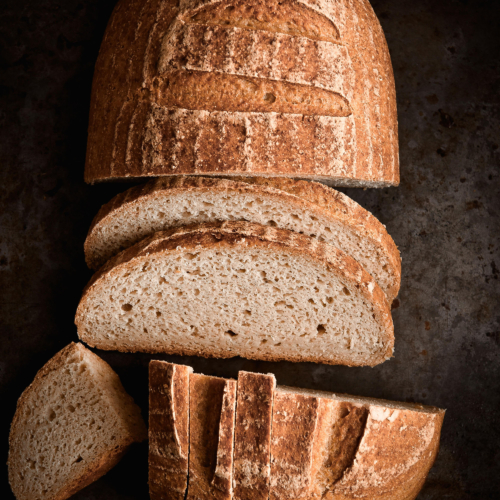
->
85;0;399;186
187;373;237;500
149;361;192;500
233;372;276;500
84;176;401;302
76;221;394;366
8;343;146;500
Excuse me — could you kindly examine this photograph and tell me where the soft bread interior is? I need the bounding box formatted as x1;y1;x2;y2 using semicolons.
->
87;185;398;299
8;344;146;500
78;242;392;366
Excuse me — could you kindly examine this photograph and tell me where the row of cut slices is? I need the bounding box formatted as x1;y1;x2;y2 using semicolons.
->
8;343;444;500
76;176;401;367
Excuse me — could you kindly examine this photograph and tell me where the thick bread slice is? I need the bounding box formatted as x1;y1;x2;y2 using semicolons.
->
84;176;401;302
149;361;192;500
8;342;147;500
277;386;445;500
75;221;394;367
188;373;237;500
269;390;320;500
85;0;398;187
233;371;276;500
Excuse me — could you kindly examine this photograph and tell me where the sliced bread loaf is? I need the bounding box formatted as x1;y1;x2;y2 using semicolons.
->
148;363;445;500
233;371;276;500
76;221;394;367
188;373;237;500
8;342;147;500
149;361;192;500
84;176;401;302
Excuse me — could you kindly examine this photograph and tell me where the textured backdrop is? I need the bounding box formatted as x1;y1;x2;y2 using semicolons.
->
1;0;499;498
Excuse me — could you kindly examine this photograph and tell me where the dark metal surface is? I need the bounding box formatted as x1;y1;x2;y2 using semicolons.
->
1;0;499;498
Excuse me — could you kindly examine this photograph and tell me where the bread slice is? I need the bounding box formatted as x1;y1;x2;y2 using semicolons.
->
8;342;147;500
85;0;399;187
275;386;445;500
75;221;394;367
233;371;276;500
269;390;320;499
84;176;401;302
188;373;237;500
149;361;192;500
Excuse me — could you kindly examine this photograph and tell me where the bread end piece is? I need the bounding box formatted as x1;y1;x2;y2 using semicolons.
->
8;342;146;500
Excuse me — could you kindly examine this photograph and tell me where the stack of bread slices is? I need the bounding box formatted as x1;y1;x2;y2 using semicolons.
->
9;0;445;499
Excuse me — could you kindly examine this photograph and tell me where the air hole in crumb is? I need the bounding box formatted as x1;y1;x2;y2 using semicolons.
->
48;409;56;421
74;456;83;464
260;339;268;345
267;220;277;227
68;405;75;413
343;287;351;296
225;330;238;338
156;311;162;317
121;303;133;312
274;342;282;346
144;327;148;333
326;297;334;304
317;324;326;335
244;310;252;316
75;438;82;445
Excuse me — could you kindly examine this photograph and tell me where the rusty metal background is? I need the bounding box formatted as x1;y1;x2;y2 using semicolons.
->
1;0;499;498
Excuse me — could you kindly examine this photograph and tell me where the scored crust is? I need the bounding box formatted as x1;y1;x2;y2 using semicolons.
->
84;176;401;301
8;343;147;500
76;221;394;366
149;361;192;500
233;371;276;500
187;373;237;500
85;0;399;186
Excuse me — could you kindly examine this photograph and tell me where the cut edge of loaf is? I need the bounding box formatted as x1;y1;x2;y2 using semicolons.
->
84;176;401;302
76;221;394;367
8;342;147;500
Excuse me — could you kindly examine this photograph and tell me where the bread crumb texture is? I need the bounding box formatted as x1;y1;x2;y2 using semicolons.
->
8;343;146;500
76;222;394;366
84;177;401;301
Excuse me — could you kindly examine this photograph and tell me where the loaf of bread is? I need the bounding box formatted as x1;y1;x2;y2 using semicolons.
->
85;0;398;187
148;362;445;500
8;343;147;500
85;176;401;301
76;221;394;367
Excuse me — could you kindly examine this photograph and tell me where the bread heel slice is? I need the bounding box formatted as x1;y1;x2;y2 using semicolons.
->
8;342;146;500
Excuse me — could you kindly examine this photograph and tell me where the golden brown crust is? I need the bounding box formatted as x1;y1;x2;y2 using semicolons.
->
329;407;445;500
76;221;394;366
8;343;145;500
85;0;399;186
270;391;320;499
149;361;192;500
233;372;276;500
84;176;400;302
187;374;236;500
